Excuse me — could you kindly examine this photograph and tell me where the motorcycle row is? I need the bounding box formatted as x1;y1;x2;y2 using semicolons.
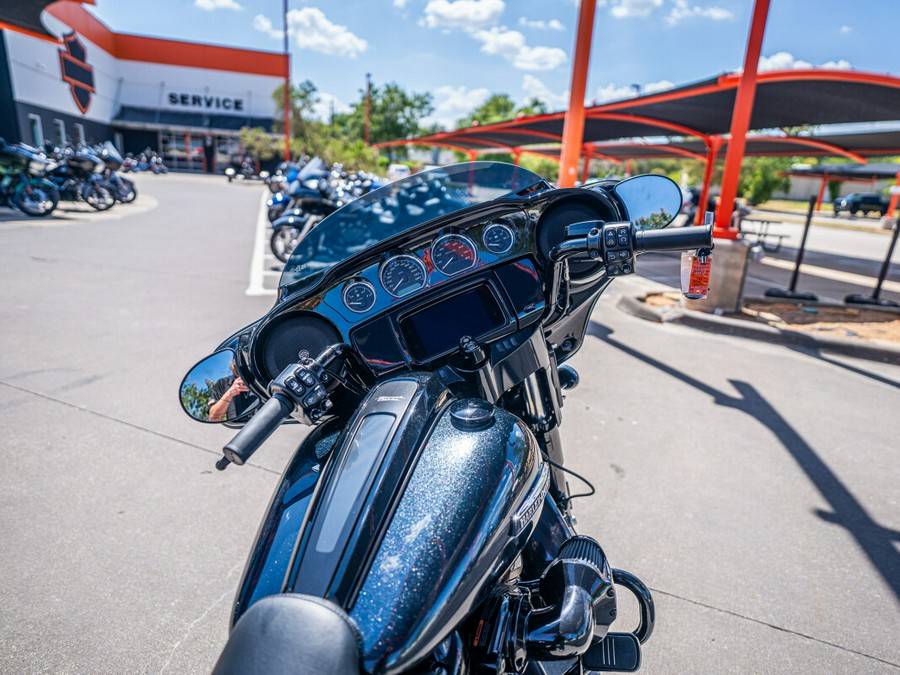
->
0;139;139;218
262;157;383;262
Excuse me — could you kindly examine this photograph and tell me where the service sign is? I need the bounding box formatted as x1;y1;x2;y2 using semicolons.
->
167;92;246;112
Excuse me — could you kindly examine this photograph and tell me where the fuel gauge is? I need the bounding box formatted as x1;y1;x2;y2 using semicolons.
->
342;279;377;313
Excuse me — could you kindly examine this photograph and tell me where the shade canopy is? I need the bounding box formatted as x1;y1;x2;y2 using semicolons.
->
378;70;900;157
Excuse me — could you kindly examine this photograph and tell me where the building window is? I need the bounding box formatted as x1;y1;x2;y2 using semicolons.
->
74;123;85;145
54;119;66;146
28;115;43;148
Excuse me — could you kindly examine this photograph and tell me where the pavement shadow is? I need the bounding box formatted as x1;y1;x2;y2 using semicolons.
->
785;345;900;390
588;320;900;602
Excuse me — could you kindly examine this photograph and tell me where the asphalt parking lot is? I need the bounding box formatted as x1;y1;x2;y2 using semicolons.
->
0;174;897;674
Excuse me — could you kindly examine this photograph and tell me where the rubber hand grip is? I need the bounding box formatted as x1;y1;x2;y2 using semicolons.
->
634;225;713;252
223;393;294;466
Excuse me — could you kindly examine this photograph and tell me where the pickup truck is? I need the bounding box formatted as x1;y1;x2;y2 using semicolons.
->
833;192;889;217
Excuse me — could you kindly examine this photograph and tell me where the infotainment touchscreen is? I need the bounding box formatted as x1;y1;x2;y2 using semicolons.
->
399;285;507;360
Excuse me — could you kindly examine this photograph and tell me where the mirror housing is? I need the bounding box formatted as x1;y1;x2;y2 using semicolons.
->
614;174;682;230
179;349;260;424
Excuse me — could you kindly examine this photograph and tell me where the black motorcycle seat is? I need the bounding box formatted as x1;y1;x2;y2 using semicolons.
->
211;594;362;675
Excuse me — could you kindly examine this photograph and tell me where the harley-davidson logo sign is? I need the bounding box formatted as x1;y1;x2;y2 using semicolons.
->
59;32;94;114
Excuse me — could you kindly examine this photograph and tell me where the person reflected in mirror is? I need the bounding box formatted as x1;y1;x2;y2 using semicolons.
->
208;360;254;422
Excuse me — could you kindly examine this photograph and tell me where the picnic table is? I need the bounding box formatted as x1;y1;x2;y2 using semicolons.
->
739;217;788;253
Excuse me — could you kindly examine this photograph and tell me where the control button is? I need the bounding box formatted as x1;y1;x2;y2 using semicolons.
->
607;265;621;276
303;393;317;408
617;226;629;238
607;251;618;262
618;251;629;260
618;235;629;246
299;370;316;387
622;263;633;274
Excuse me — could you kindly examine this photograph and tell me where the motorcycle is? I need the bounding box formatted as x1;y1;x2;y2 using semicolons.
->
180;162;713;675
97;142;138;203
45;146;116;211
0;139;60;217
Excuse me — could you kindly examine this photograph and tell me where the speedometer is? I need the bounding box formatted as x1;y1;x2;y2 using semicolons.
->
380;254;427;298
431;234;477;276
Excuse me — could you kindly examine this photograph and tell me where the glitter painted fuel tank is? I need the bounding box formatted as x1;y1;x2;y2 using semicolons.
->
233;373;546;674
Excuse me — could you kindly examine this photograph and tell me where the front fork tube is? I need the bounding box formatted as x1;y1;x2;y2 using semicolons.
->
521;370;571;517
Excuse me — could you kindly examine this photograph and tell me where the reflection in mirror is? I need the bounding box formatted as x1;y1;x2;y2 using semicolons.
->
180;349;260;424
614;175;683;230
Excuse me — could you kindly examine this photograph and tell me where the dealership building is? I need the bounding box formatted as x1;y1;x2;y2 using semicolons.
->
0;0;286;172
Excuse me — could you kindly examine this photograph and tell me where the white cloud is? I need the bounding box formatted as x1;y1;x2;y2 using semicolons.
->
254;8;368;58
758;51;851;72
252;14;282;39
518;17;565;31
665;0;732;25
423;0;505;31
422;85;492;127
195;0;242;10
840;25;851;33
593;79;673;103
609;0;662;19
312;92;352;122
394;0;410;7
472;27;567;70
521;75;569;109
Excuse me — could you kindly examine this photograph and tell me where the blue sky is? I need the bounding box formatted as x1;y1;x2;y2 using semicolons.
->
87;1;900;129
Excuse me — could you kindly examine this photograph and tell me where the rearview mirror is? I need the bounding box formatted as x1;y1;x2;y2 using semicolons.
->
179;349;260;423
614;174;682;230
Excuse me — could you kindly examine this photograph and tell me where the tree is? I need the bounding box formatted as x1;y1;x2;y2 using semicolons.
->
738;157;791;205
238;126;280;161
180;380;214;422
516;97;549;117
335;83;433;152
272;80;322;151
456;94;516;128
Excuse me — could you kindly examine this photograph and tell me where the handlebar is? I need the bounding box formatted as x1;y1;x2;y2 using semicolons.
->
220;393;295;469
633;224;713;253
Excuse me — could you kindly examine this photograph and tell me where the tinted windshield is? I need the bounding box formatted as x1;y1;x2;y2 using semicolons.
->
279;162;545;290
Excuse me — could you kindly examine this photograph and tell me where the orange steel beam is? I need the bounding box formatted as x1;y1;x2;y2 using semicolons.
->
282;0;290;162
695;136;723;225
585;112;709;142
752;136;867;163
581;145;593;183
558;0;597;187
888;169;900;215
815;174;829;212
714;0;771;238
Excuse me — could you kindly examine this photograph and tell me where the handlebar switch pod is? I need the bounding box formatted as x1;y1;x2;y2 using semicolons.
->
268;345;346;425
596;221;635;277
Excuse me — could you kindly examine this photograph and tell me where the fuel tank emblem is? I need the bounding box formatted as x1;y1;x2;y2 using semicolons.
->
510;463;550;536
376;395;404;402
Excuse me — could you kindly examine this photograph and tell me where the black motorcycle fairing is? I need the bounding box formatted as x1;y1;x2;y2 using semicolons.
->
232;416;344;625
214;594;362;675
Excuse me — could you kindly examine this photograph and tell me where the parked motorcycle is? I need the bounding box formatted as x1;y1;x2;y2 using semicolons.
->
0;139;59;217
97;141;137;203
180;162;712;675
45;146;116;211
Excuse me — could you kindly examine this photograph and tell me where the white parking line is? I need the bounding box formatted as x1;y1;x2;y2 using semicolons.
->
759;257;900;294
245;190;277;296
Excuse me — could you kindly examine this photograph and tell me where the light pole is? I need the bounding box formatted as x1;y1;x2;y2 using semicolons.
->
364;72;372;145
282;0;291;162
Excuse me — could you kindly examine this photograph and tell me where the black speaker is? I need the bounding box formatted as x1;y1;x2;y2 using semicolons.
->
257;313;342;379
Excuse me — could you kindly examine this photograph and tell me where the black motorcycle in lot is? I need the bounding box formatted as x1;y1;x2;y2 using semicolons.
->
46;146;116;211
0;140;59;217
97;142;137;203
180;162;712;674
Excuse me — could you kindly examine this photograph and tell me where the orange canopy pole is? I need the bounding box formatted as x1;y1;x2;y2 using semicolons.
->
815;173;828;212
695;136;723;225
888;169;900;215
714;0;771;238
558;0;597;188
581;145;594;183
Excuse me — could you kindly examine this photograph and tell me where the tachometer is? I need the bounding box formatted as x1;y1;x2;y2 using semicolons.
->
431;234;477;276
380;254;428;298
342;279;377;313
482;221;515;254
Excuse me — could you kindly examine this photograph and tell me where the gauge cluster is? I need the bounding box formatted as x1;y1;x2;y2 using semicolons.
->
330;213;530;320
